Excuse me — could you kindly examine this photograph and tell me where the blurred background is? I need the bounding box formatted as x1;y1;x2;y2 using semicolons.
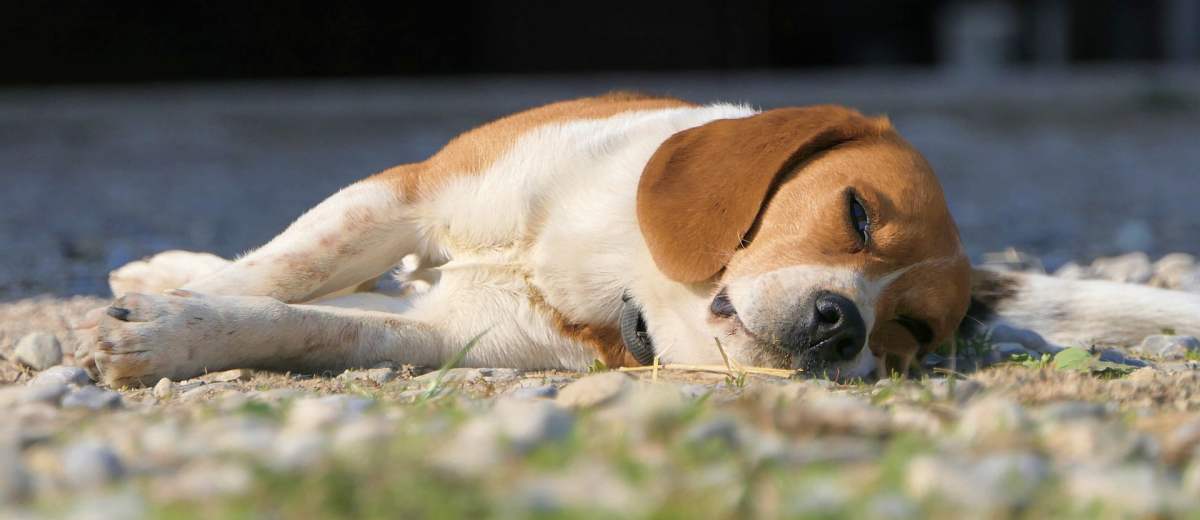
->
1;0;1198;299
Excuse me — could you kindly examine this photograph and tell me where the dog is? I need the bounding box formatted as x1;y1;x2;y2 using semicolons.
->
76;92;1200;387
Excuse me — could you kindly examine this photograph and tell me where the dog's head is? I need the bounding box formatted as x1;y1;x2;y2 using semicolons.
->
638;106;970;376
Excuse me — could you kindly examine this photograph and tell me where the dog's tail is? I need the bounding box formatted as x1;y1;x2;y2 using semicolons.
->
964;268;1200;350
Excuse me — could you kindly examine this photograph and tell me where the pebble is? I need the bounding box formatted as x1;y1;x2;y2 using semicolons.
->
508;384;558;400
986;324;1051;352
956;397;1031;446
1162;419;1200;464
61;386;122;411
0;440;29;502
14;332;62;370
906;453;1046;510
29;366;90;387
338;367;397;385
433;417;502;477
1035;401;1110;423
1039;418;1142;465
492;398;573;452
162;460;252;500
22;381;68;406
61;440;125;490
778;393;890;436
272;431;328;471
286;395;373;431
201;369;252;383
1136;335;1200;360
927;378;985;405
414;367;484;384
555;372;631;409
1065;464;1171;515
152;378;175;400
684;416;742;449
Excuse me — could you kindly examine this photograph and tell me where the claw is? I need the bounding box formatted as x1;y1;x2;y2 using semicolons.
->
106;307;131;321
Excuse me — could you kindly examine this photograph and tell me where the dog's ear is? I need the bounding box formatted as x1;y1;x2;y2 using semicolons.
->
637;106;890;282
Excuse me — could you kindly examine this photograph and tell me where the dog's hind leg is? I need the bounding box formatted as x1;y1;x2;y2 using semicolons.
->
181;166;430;304
108;250;231;297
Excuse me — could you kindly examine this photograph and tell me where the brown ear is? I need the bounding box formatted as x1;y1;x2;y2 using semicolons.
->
637;106;890;282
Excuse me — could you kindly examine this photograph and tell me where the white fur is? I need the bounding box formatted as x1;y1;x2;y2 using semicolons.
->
90;104;774;384
980;270;1200;348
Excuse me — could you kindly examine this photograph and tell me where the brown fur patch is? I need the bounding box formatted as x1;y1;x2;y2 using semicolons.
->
637;106;893;283
524;281;637;368
369;92;692;201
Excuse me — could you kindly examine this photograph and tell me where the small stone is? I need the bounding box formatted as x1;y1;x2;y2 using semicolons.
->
1035;401;1110;423
492;398;573;452
1136;335;1200;361
179;382;239;402
365;367;397;384
29;365;90;386
22;381;68;406
927;378;985;405
272;431;328;470
61;439;125;489
477;367;521;382
555;372;631;409
777;393;890;436
0;440;29;502
67;491;146;520
287;395;373;431
906;453;1046;510
153;378;175;400
414;367;482;384
684;416;741;449
202;369;252;383
333;417;392;455
61;386;122;410
987;324;1051;352
1091;251;1154;284
433;417;502;477
1162;419;1200;464
1065;464;1169;516
1039;418;1142;465
509;385;558;400
956;396;1031;445
14;332;62;370
164;460;252;500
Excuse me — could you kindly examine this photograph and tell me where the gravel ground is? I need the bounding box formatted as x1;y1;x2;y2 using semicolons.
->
3;69;1200;517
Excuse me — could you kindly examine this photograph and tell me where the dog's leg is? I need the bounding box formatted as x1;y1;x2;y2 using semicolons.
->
92;273;592;386
966;268;1200;349
107;250;231;297
181;173;424;303
93;290;454;387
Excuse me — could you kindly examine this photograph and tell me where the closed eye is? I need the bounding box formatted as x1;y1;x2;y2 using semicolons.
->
847;190;871;247
896;316;933;345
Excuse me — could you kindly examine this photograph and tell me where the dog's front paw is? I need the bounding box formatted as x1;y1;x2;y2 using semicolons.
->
93;290;223;387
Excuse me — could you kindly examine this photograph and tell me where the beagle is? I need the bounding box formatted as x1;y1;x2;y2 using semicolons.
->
79;93;1200;386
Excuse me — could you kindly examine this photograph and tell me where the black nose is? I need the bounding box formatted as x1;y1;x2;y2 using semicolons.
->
808;292;867;362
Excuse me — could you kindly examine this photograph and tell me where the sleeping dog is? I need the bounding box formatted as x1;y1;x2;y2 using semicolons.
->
77;93;1200;386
